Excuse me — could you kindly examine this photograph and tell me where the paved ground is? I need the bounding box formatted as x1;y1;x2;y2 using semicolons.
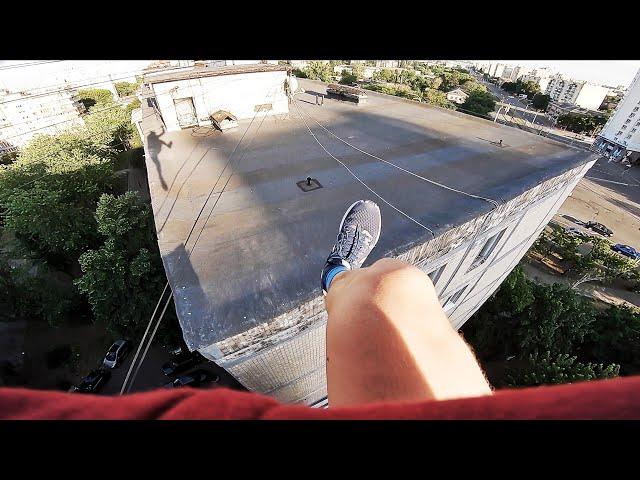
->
554;157;640;248
141;77;596;352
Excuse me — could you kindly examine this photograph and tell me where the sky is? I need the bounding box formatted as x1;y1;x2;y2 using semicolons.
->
1;60;639;92
477;60;640;88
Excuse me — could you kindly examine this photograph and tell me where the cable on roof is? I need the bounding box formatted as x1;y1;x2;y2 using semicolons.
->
294;97;501;210
291;99;436;238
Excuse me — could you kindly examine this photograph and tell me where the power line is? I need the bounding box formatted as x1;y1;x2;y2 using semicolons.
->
291;98;436;237
294;99;500;209
0;70;146;106
0;60;63;71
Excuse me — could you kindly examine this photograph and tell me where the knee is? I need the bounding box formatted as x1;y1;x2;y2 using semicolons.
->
362;258;434;300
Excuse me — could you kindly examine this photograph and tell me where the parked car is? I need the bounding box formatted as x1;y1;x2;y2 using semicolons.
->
161;351;206;376
611;244;640;260
70;369;111;393
564;227;588;238
102;339;130;369
163;369;220;389
585;221;613;237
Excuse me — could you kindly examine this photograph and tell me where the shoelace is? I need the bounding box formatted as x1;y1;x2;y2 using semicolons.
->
333;225;372;265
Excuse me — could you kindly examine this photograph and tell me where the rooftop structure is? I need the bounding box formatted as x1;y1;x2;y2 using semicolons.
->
139;77;597;404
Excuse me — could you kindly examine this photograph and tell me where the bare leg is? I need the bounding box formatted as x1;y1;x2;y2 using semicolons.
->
325;257;492;407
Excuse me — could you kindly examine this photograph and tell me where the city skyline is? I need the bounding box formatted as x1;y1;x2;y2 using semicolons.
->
479;60;640;88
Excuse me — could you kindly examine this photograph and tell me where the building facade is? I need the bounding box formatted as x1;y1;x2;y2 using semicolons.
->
0;89;85;151
141;76;596;407
547;101;604;121
207;160;595;405
595;68;640;163
545;75;609;110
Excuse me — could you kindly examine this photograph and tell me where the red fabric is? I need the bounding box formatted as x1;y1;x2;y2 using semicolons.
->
2;375;640;419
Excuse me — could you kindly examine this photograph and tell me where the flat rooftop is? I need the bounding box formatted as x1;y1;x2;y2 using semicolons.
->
141;79;596;351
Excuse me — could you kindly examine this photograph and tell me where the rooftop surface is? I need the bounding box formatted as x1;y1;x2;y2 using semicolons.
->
141;79;596;351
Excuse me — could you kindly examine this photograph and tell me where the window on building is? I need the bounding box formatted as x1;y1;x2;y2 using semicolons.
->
427;264;446;286
622;125;627;130
626;119;631;124
631;113;636;118
635;107;639;112
632;128;637;133
443;285;468;313
469;229;506;270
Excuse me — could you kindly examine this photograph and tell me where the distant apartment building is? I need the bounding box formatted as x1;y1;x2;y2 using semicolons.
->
486;63;506;79
446;88;469;104
375;60;400;69
547;101;604;122
500;65;531;82
545;75;609;110
520;68;554;93
595;68;640;164
0;89;85;152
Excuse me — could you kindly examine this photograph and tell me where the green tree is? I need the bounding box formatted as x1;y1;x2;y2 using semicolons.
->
459;90;497;118
0;132;116;263
75;192;167;337
583;306;640;375
76;88;114;110
83;103;135;152
532;93;551;111
570;236;639;288
304;61;334;82
516;283;597;356
339;70;358;85
556;113;607;135
501;81;518;93
505;351;619;387
351;63;364;80
114;81;139;98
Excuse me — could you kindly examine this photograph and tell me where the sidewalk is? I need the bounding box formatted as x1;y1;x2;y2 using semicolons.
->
521;261;640;311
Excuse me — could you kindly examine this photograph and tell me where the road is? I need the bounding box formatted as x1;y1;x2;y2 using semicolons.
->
473;73;553;128
554;157;640;248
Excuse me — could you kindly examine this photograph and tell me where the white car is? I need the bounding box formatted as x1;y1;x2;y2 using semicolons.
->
564;227;587;239
102;339;130;369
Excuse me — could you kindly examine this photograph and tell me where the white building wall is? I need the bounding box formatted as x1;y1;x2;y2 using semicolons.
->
0;90;84;149
151;70;289;132
599;68;640;152
574;83;609;110
204;159;596;405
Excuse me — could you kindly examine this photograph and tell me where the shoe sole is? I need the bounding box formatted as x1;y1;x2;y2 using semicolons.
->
337;200;382;253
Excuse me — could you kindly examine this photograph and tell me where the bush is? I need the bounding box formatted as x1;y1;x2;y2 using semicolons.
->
76;88;114;110
505;351;619;387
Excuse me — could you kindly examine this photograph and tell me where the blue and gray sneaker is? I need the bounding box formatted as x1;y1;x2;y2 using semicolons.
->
321;200;381;295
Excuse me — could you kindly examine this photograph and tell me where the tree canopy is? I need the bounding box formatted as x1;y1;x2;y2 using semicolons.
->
532;93;551;111
460;90;497;118
556;112;608;134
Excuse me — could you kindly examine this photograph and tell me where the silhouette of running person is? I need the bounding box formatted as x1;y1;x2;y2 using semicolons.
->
146;131;173;190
